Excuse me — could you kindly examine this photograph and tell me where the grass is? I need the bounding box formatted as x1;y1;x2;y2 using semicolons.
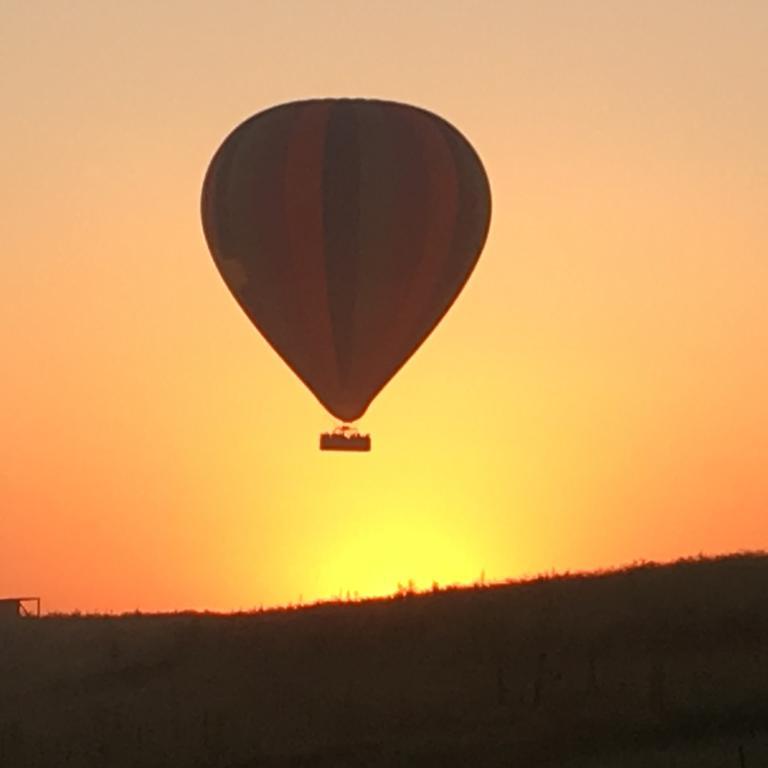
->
1;552;767;766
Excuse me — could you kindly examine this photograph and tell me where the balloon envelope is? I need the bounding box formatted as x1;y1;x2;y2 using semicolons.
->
201;99;491;422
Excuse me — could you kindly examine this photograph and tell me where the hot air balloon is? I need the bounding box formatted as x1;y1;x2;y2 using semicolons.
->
201;99;491;451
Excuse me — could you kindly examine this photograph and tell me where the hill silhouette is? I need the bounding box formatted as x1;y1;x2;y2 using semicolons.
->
2;553;768;767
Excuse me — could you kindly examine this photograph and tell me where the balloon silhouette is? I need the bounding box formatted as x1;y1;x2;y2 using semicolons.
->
201;99;491;426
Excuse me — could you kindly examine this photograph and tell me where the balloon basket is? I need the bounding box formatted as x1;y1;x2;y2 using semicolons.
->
320;425;371;452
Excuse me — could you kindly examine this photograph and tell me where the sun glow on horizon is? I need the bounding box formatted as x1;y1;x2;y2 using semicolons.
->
311;486;487;602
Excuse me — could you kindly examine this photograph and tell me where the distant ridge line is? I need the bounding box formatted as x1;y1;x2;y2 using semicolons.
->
43;550;767;619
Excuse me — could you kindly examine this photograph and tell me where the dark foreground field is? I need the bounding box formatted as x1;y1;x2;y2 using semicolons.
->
2;554;768;767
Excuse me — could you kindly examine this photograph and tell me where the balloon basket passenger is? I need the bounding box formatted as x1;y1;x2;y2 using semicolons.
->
320;425;371;452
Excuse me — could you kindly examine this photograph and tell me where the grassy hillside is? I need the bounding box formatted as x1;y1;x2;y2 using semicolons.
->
2;553;768;767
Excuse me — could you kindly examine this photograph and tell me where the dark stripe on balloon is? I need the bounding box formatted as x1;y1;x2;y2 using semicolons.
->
340;106;450;408
368;108;459;391
227;108;306;373
433;121;491;324
346;101;415;398
359;104;435;392
200;131;231;263
204;107;308;369
281;101;340;399
202;121;250;285
321;101;361;393
399;110;460;345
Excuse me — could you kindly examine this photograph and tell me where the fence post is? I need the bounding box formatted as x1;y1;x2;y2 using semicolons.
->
533;651;547;708
587;647;598;693
649;656;666;715
496;663;508;705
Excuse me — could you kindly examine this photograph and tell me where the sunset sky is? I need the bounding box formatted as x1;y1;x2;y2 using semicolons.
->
2;1;767;613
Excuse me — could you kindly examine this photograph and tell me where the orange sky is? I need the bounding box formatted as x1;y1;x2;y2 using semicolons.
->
2;1;767;613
